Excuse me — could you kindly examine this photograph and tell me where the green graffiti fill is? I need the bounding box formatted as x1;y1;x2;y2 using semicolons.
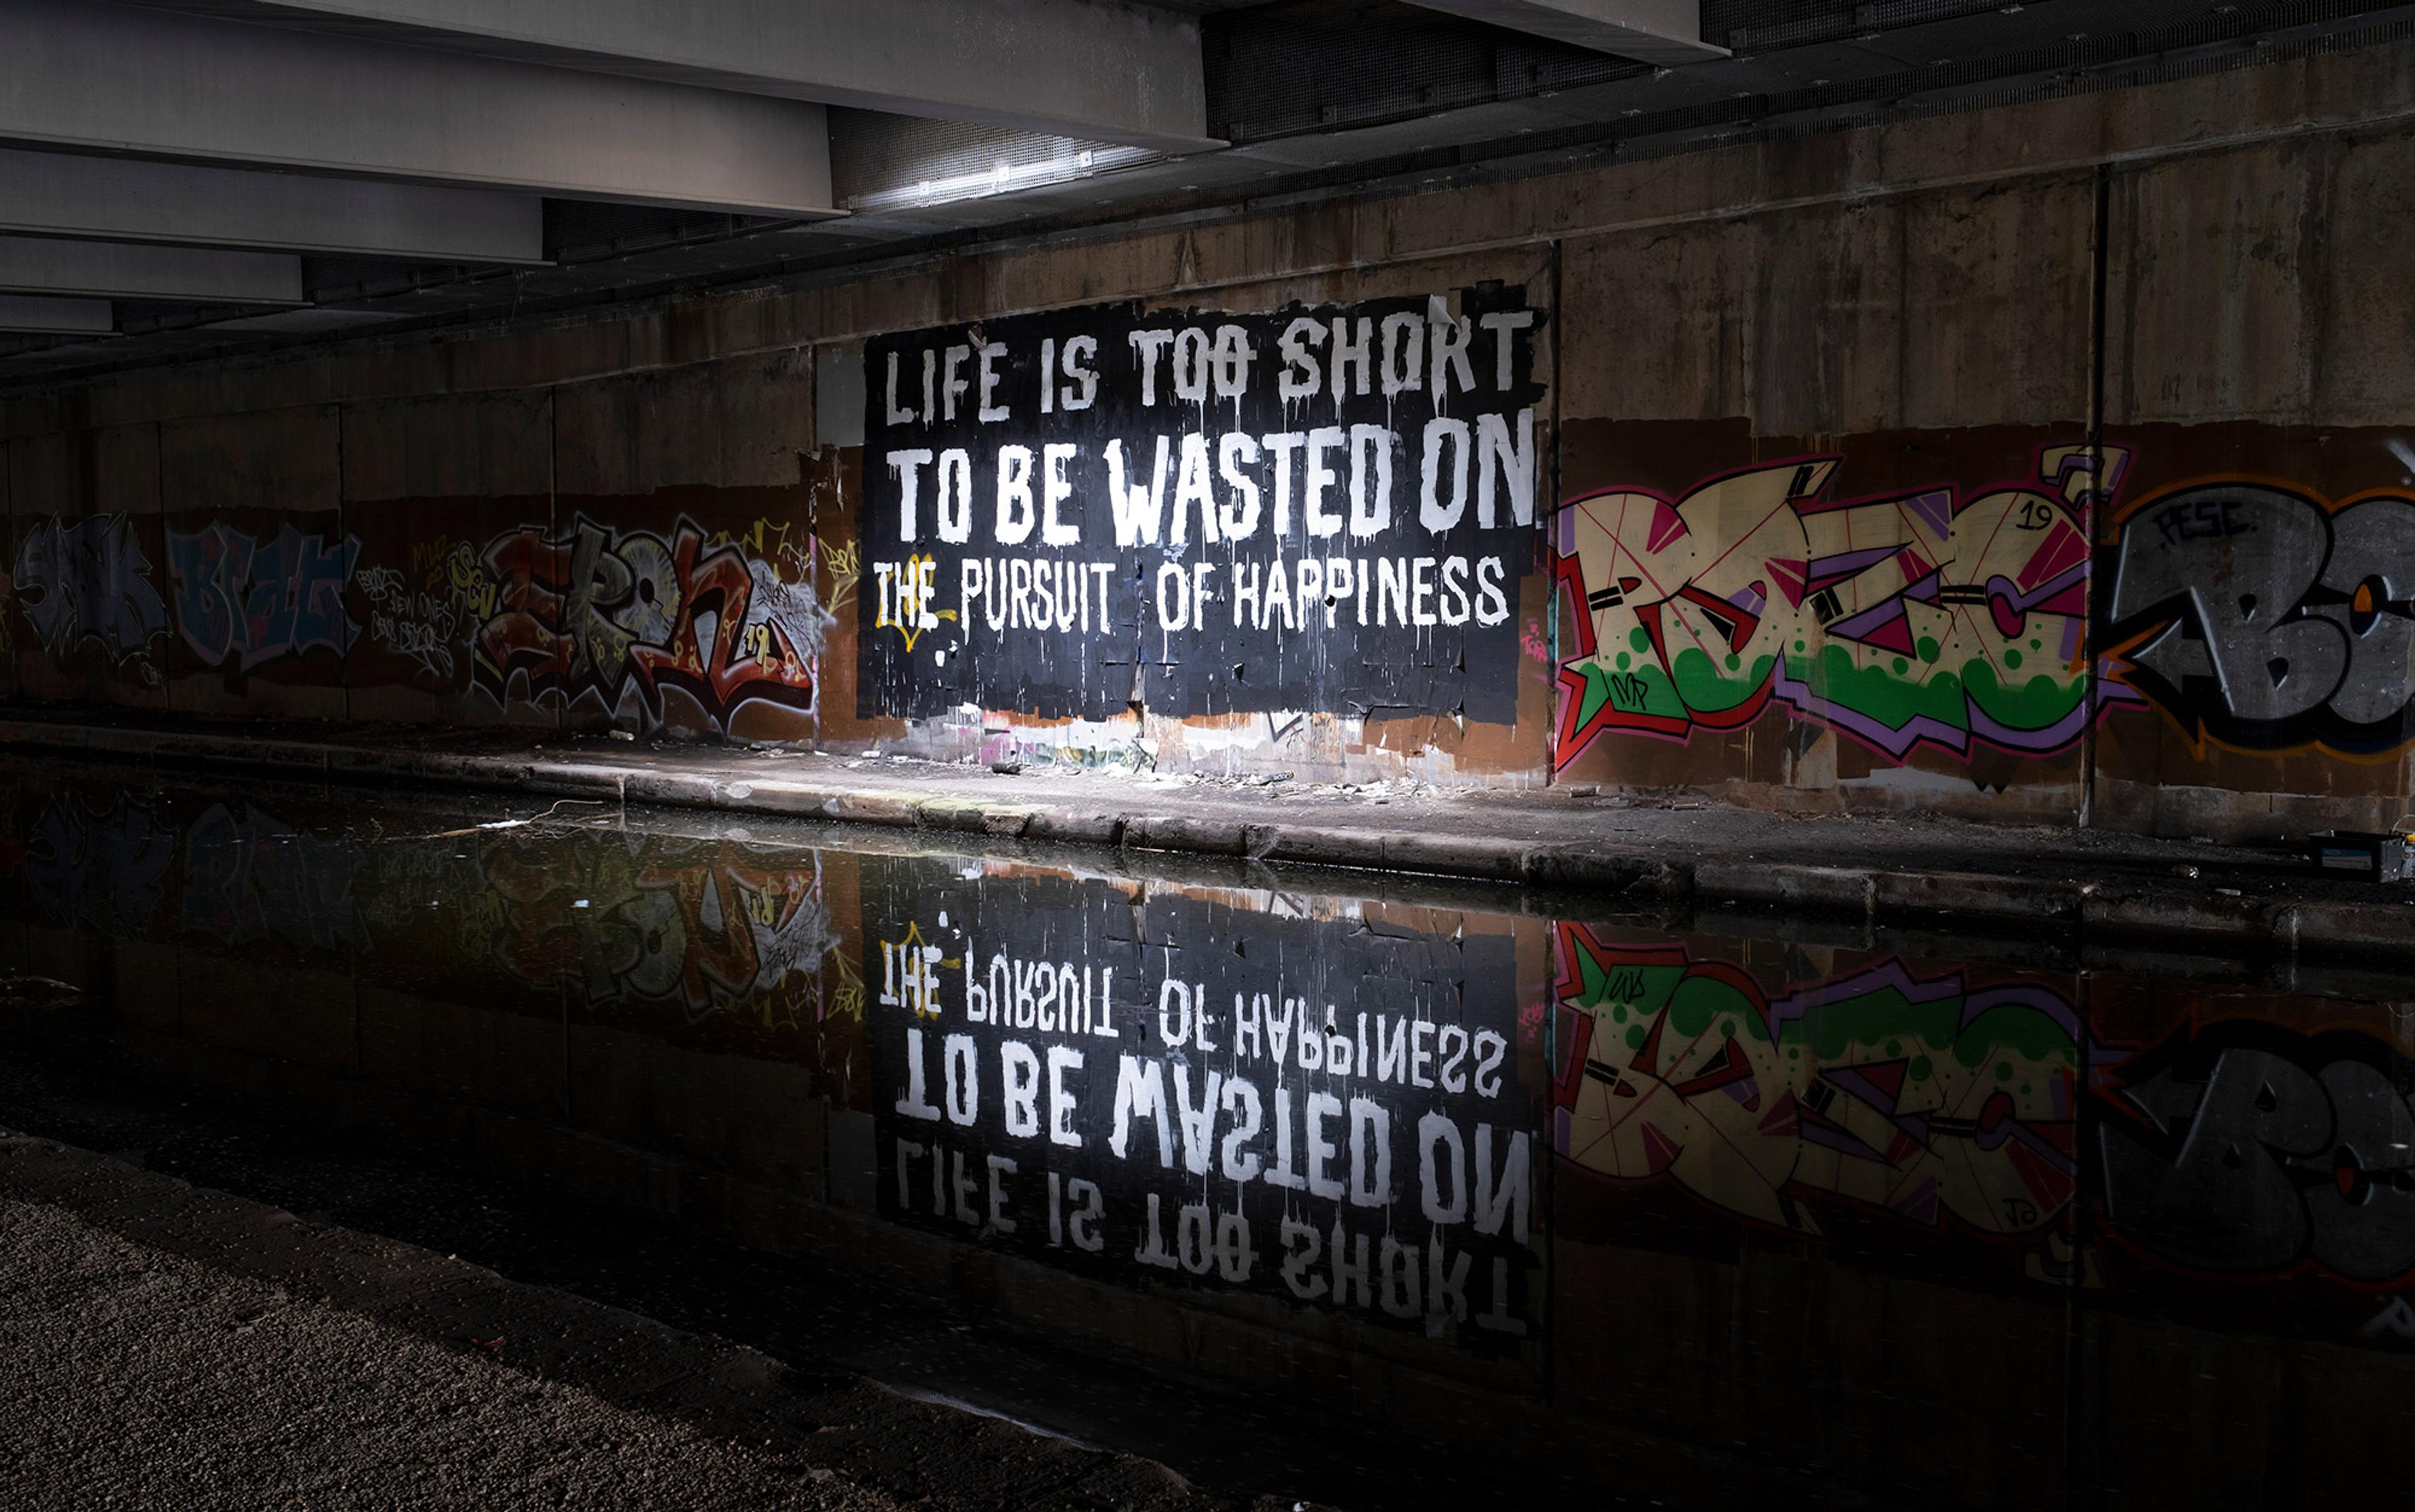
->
1788;987;1961;1061
1785;647;1967;733
1776;987;2077;1070
1576;622;2090;750
1569;952;1685;1018
1576;659;1687;730
1776;646;2089;742
1667;975;1770;1043
1954;1002;2078;1069
1669;647;1773;717
1962;659;2087;736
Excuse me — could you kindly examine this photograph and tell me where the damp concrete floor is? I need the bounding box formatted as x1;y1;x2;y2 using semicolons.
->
6;705;2414;965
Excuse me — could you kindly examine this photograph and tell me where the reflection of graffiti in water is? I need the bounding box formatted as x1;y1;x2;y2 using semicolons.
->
475;514;831;734
2097;1021;2415;1284
165;520;361;670
24;795;369;954
1550;926;2080;1238
17;791;841;1028
474;836;835;1026
2106;484;2415;756
13;514;169;669
25;796;175;935
1552;447;2126;766
179;803;370;953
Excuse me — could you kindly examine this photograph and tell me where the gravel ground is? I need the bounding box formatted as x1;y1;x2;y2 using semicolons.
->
0;1192;886;1511
0;1128;1298;1512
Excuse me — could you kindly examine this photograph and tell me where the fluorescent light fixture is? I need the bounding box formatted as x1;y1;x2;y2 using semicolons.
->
848;145;1158;214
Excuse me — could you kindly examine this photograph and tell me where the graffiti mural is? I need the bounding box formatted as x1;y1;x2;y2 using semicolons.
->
12;514;170;669
165;520;361;670
471;513;831;734
1;504;836;737
860;291;1543;724
2105;484;2415;755
1550;925;2082;1239
1550;448;2126;767
11;425;2411;781
2097;1021;2415;1283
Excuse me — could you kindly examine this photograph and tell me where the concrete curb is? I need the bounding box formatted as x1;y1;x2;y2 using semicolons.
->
3;714;2411;967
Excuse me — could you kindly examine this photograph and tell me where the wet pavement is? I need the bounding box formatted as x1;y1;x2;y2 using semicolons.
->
11;704;2415;967
0;755;2411;1510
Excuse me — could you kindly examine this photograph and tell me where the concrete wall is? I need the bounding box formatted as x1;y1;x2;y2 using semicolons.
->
6;40;2415;837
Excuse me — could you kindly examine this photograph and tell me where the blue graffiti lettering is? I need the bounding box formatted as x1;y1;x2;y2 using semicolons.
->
166;520;360;670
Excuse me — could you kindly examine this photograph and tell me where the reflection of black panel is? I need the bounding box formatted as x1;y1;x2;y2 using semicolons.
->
858;287;1545;724
864;855;1540;1347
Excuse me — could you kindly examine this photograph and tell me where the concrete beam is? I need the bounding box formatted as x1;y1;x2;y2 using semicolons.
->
0;0;838;216
0;238;304;304
0;149;544;264
133;0;1216;152
1402;1;1725;65
0;296;113;334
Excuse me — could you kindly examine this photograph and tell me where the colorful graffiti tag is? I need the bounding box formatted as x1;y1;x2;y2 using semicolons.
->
12;514;169;669
2106;484;2415;756
1550;925;2082;1239
469;514;830;733
1550;448;2125;767
1553;449;2415;767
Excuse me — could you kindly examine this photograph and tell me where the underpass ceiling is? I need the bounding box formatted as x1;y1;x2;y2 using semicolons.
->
5;0;2411;386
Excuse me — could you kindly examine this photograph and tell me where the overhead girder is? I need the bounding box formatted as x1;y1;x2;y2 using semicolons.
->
129;0;1218;152
0;236;306;304
0;0;839;216
1400;0;1725;65
0;149;545;264
0;296;114;335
